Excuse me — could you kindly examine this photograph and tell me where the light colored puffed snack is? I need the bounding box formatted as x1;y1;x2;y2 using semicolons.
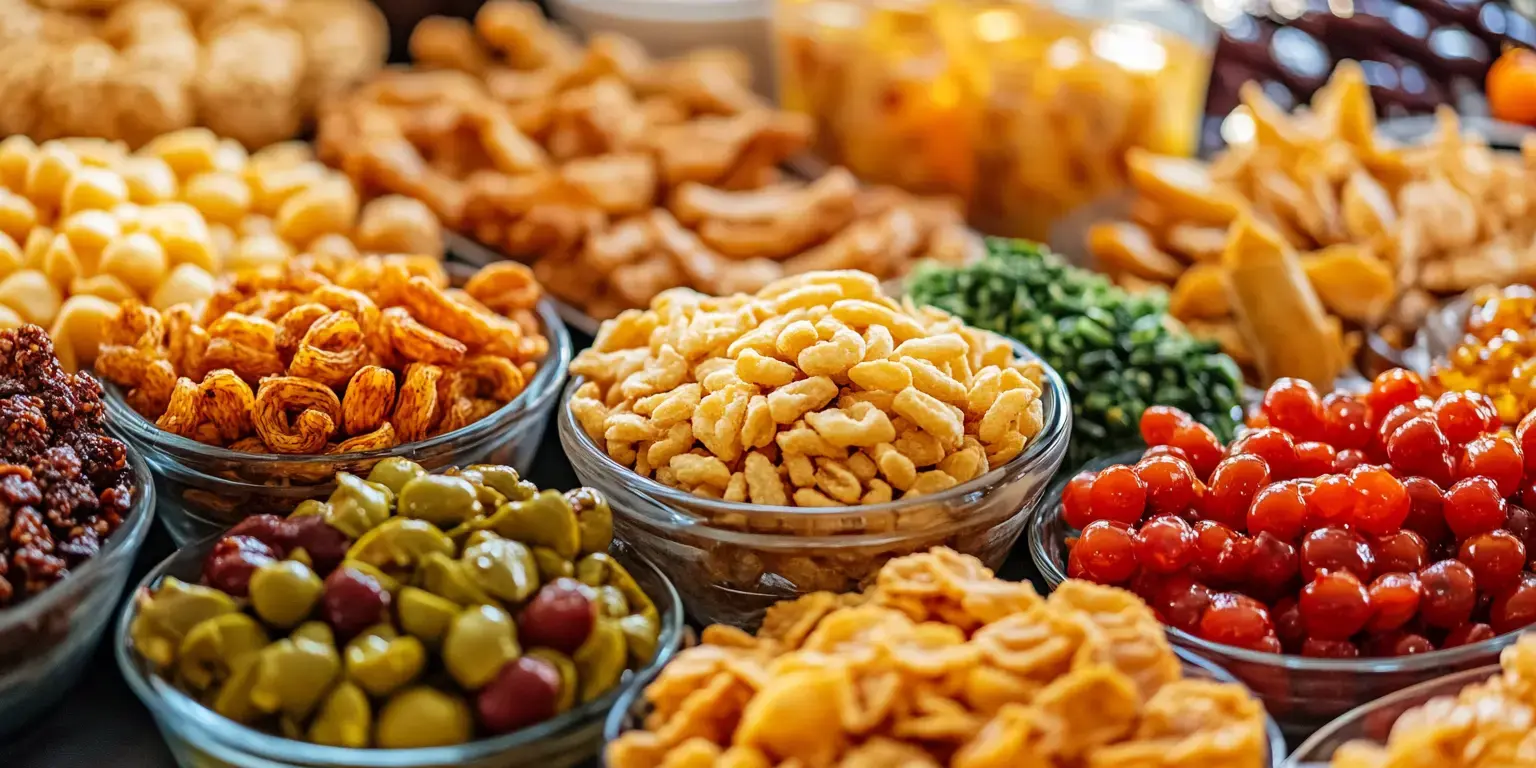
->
1329;635;1536;768
95;254;547;453
571;270;1046;506
0;132;443;371
607;548;1269;768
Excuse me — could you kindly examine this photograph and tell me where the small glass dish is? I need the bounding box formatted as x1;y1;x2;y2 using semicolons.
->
558;341;1071;628
1283;664;1500;767
603;644;1289;767
104;297;572;546
0;449;155;738
1029;449;1523;740
116;533;685;768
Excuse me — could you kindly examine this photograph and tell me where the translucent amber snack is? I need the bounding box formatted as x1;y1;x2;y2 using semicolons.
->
1432;285;1536;425
607;548;1269;768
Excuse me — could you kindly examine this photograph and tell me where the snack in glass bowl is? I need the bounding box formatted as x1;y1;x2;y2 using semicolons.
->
119;459;682;762
1429;284;1536;425
607;547;1278;768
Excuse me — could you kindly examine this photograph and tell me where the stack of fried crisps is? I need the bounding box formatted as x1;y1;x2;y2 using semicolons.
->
1088;61;1536;385
607;548;1270;768
316;0;979;320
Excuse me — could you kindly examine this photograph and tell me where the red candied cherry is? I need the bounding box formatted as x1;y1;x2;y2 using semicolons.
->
1300;526;1376;582
1517;408;1536;471
322;566;392;639
1246;531;1300;596
1365;572;1422;633
1387;414;1452;479
1302;638;1360;658
1088;465;1146;526
1504;504;1536;561
1459;530;1527;592
1402;476;1450;545
1252;635;1284;653
1418;559;1479;629
1300;571;1373;641
1435;391;1497;445
1366;369;1426;425
1141;405;1193;446
1333;449;1369;474
1444;477;1508;539
1068;521;1138;584
1323;392;1372;450
1135;455;1198;518
520;578;599;654
203;536;278;597
1134;515;1196;574
478;656;562;734
1444;622;1497;648
1153;575;1211;633
1198;592;1275;651
1372;632;1436;656
1228;427;1297;480
1377;398;1434;446
1272;597;1305;650
1458;434;1524;497
1201;455;1270;529
1492;572;1536;635
1191;521;1254;586
1263;377;1326;440
1373;530;1429;575
1292;441;1338;478
1349;466;1411;535
1062;471;1096;530
225;515;290;555
1142;444;1192;463
1247;480;1309;541
1308;473;1356;528
1170;421;1224;481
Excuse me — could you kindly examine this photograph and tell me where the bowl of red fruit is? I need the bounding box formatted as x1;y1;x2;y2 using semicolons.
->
1028;368;1536;739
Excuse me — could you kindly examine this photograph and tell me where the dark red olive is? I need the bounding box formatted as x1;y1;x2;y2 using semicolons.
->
518;578;596;655
225;515;290;555
202;535;277;597
322;566;391;638
282;515;352;575
477;655;561;734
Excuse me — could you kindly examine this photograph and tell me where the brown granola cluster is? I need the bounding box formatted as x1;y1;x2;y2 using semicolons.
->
0;325;134;606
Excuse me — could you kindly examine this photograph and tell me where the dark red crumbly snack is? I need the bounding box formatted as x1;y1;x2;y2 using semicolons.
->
0;326;134;607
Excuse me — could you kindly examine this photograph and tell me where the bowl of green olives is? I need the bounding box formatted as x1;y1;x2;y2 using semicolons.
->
115;459;684;768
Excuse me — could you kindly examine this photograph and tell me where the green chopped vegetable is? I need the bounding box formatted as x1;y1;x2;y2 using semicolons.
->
907;237;1243;465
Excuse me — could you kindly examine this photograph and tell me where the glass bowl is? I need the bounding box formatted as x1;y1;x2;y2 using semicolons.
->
558;341;1072;628
0;448;155;738
115;534;685;768
603;644;1288;767
1029;449;1524;740
104;297;572;546
1283;664;1501;767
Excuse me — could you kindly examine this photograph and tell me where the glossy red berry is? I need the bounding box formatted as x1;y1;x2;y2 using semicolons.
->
1088;465;1146;526
1247;480;1309;541
1387;414;1451;479
1349;466;1411;535
1134;515;1197;574
1434;391;1497;445
1191;521;1253;585
1170;421;1223;480
1365;572;1421;633
1333;449;1369;474
1301;637;1360;658
1272;597;1305;650
1491;572;1536;635
1202;455;1270;529
1300;571;1373;641
1263;377;1326;441
1322;392;1371;450
1381;633;1436;656
1443;622;1497;648
1140;405;1192;446
1307;473;1355;528
1198;592;1275;650
1372;530;1429;575
1377;398;1433;447
1443;477;1508;539
1418;559;1478;629
1401;476;1449;544
1458;529;1527;591
1517;408;1536;472
1366;369;1425;425
1458;434;1524;497
1153;575;1211;634
1142;444;1192;463
1247;531;1300;596
1068;520;1138;584
1062;471;1096;530
1300;526;1375;582
1291;441;1338;478
1135;456;1198;519
1229;428;1297;479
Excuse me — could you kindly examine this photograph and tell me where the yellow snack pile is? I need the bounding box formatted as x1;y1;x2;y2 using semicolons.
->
569;270;1046;507
1432;285;1536;425
607;548;1270;768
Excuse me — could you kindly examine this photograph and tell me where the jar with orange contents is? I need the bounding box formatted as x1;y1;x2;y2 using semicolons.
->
1432;285;1536;424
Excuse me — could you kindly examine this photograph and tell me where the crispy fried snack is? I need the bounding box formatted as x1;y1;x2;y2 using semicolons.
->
316;0;978;320
607;548;1268;768
97;254;547;453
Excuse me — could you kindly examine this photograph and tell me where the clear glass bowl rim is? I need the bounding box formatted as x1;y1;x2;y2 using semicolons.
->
101;296;572;467
113;535;687;767
1030;448;1529;673
601;644;1288;767
0;446;155;632
1283;662;1501;767
559;335;1072;521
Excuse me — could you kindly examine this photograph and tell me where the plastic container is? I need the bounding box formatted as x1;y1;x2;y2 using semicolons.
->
116;535;685;768
549;0;774;95
0;450;155;738
774;0;1215;240
1028;449;1524;740
604;644;1289;766
1284;664;1501;767
103;297;572;547
559;341;1071;628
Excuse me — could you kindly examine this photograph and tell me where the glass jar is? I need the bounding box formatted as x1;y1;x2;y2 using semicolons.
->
774;0;1216;240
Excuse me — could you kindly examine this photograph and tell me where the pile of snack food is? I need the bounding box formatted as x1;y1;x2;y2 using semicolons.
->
608;548;1270;768
316;0;979;319
1430;284;1536;425
0;0;387;148
0;130;443;372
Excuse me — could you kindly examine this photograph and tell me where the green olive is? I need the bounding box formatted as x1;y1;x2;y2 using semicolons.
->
250;560;323;629
467;464;535;502
531;546;575;582
417;551;495;606
572;617;627;704
462;535;540;603
130;577;240;669
292;621;335;647
337;560;402;593
176;613;270;690
325;473;393;538
211;653;264;724
290;499;329;517
450;468;507;509
594;585;629;618
365;480;396;512
479;490;580;559
375;687;472;749
308;681;372;748
618;613;660;666
249;635;342;721
366;457;428;495
346;517;454;572
526;648;577;714
576;554;658;628
565;487;614;555
397;587;460;646
442;604;520;689
398;475;484;528
345;631;427;697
